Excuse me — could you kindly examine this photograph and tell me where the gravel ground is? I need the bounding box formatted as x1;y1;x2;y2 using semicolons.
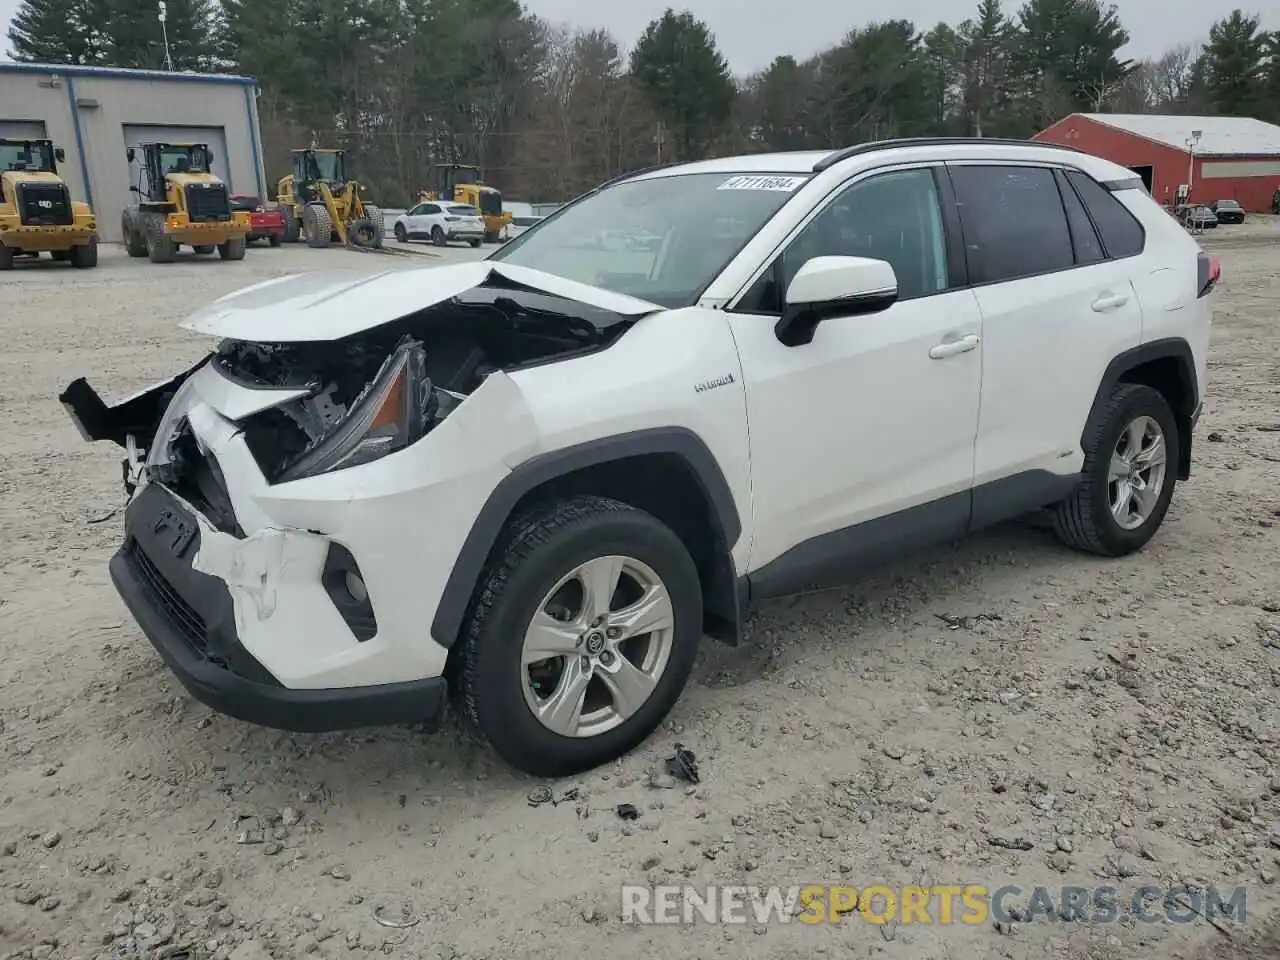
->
0;226;1277;960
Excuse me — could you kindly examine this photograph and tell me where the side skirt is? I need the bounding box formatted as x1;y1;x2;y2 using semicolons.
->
743;469;1082;605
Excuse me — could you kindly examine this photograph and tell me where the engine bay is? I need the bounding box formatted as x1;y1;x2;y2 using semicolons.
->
218;288;631;481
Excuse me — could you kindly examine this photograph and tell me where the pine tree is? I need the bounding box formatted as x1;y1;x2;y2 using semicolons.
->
1201;11;1267;116
7;0;112;64
629;9;735;161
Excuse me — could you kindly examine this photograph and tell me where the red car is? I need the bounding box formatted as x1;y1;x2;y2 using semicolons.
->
230;194;285;246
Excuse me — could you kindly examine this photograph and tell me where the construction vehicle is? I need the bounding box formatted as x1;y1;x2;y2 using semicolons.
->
419;164;510;242
121;142;251;263
276;148;384;249
0;138;98;270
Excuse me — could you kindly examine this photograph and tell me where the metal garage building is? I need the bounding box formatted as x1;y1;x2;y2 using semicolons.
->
1034;113;1280;212
0;62;266;242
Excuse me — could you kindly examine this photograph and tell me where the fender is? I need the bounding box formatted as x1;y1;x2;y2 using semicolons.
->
1083;337;1199;480
430;426;744;649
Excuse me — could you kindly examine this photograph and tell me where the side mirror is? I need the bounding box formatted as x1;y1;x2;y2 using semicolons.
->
54;147;66;162
129;185;139;193
206;150;215;164
126;148;135;162
775;256;898;347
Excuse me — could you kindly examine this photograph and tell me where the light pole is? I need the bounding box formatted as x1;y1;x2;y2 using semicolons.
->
158;1;173;71
1186;129;1201;202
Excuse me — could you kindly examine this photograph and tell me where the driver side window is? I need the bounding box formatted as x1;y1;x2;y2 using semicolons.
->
739;167;950;314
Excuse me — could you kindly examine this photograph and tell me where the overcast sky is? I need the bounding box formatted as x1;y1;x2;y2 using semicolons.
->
0;0;1275;75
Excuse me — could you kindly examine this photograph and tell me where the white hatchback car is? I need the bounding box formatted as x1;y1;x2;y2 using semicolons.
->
393;201;485;247
63;138;1218;777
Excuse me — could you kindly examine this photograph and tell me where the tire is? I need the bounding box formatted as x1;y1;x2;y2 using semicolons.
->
144;213;176;263
51;249;70;262
361;204;385;246
302;203;332;249
281;206;301;243
1052;383;1179;557
192;244;215;255
123;211;148;258
469;239;481;248
0;244;13;271
394;222;407;243
347;217;380;249
431;225;446;247
218;236;247;261
484;230;500;243
268;234;282;247
69;236;97;268
456;495;703;777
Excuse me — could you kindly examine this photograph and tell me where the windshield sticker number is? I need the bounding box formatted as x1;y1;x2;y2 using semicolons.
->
717;175;806;192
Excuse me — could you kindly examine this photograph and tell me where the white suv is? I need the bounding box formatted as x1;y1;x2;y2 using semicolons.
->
62;138;1219;777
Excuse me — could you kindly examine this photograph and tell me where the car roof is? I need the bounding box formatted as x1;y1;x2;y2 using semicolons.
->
625;138;1139;187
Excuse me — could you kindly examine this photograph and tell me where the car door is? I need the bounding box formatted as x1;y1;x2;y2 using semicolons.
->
948;163;1143;519
725;165;984;595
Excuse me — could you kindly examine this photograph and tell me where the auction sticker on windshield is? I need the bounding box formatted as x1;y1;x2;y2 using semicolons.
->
718;175;807;191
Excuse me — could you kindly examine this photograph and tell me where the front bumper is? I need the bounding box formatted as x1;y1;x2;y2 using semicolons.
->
1;224;96;250
111;482;447;732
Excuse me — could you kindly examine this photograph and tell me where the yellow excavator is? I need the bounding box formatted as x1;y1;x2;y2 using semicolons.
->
121;142;252;263
0;138;98;270
419;163;510;242
276;148;383;248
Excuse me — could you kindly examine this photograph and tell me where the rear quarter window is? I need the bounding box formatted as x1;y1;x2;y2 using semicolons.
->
1065;170;1146;259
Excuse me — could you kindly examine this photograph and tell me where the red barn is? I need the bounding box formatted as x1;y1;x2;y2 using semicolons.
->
1034;113;1280;212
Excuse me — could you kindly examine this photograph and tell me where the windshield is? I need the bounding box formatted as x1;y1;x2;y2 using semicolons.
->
0;140;56;173
160;145;209;175
1216;200;1240;208
490;171;809;307
302;152;343;182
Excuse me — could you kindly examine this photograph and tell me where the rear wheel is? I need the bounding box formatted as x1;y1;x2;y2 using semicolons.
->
69;236;97;268
51;249;70;262
268;234;282;247
218;236;247;261
430;225;446;246
469;239;482;248
0;244;13;271
455;495;703;777
302;204;332;248
1053;383;1179;557
192;244;215;255
484;230;500;243
143;213;176;263
281;206;301;243
122;211;148;257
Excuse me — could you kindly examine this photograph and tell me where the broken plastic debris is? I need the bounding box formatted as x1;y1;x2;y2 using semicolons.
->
616;803;640;821
527;786;553;807
665;743;700;784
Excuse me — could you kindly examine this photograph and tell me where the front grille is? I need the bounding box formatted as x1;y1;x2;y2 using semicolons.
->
127;539;210;657
17;182;73;226
185;183;231;223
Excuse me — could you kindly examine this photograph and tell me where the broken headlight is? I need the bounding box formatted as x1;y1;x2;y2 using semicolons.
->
277;339;433;483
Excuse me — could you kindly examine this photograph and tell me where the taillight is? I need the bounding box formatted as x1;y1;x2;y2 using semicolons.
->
1197;251;1221;297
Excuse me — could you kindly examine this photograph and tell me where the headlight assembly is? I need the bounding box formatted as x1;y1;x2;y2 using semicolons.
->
277;339;432;482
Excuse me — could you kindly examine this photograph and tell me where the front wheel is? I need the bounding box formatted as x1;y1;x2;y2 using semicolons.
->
69;236;98;268
1053;383;1179;557
394;222;407;243
455;495;703;777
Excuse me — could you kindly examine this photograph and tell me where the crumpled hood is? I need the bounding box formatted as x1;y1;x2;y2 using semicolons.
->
181;261;665;343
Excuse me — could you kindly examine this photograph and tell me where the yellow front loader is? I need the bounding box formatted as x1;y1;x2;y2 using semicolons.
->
121;142;252;263
419;163;511;242
0;138;98;270
276;148;383;248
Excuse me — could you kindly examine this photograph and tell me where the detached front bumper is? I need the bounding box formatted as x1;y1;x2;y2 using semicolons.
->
111;482;447;732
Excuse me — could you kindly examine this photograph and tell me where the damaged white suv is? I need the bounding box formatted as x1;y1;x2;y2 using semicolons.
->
62;139;1218;777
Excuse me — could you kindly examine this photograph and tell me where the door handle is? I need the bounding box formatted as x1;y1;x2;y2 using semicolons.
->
1091;292;1129;312
929;334;980;359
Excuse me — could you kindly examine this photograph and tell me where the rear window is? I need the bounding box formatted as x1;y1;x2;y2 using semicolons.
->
1065;171;1145;259
231;196;261;211
447;204;478;215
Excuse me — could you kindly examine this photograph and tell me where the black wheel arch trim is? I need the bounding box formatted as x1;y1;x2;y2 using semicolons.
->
430;426;743;649
1085;337;1199;480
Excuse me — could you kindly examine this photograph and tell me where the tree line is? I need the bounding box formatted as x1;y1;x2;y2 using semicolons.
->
8;0;1280;204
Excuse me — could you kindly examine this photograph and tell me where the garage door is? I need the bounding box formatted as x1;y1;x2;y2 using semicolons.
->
0;120;50;142
120;124;232;189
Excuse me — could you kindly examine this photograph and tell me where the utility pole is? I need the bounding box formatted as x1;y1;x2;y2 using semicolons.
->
654;121;665;165
1185;129;1201;202
158;1;173;70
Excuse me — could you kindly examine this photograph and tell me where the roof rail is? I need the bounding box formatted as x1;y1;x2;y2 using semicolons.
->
813;137;1081;172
